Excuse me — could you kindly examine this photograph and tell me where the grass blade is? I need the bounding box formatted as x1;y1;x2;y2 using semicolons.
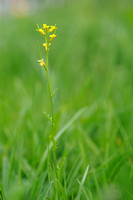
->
75;165;89;200
39;181;53;200
36;106;88;176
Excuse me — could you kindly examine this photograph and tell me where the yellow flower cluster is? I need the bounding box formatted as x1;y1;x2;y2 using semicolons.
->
36;24;57;44
36;24;57;68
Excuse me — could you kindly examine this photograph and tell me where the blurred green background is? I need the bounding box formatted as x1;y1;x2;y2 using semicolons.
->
0;0;133;199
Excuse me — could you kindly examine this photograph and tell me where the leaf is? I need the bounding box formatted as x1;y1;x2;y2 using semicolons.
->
36;102;98;176
2;157;10;193
29;173;47;200
43;112;52;123
39;181;53;200
8;146;16;187
76;180;91;200
75;165;89;200
51;88;57;97
0;185;6;200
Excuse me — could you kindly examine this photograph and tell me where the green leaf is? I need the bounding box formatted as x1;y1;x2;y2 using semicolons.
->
0;185;6;200
51;88;57;97
39;181;53;200
2;157;10;193
29;172;47;200
75;165;89;200
43;112;52;123
37;103;98;176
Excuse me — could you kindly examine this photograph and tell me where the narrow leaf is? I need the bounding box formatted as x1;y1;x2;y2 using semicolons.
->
75;165;89;200
39;181;53;200
43;112;52;123
37;102;98;176
0;185;6;200
51;88;57;97
2;157;10;193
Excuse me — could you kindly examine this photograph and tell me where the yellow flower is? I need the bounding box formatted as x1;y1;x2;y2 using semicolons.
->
38;59;45;67
43;43;51;51
49;25;56;32
36;25;45;35
43;43;47;50
43;24;49;30
49;34;56;42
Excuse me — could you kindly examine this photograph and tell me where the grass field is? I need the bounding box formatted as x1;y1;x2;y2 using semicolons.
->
0;0;133;199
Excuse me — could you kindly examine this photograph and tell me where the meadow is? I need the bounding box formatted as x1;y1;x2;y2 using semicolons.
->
0;0;133;199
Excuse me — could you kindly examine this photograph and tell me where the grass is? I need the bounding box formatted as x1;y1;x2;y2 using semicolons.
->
0;0;133;199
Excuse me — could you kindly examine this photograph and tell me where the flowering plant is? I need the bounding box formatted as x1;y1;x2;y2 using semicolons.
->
36;23;59;198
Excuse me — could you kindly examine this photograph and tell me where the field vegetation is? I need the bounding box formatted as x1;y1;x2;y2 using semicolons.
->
0;0;133;199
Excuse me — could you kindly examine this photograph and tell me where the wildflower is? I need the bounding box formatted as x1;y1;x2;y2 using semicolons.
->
38;59;45;67
43;24;49;30
49;25;56;32
36;26;45;35
49;34;56;42
43;43;51;51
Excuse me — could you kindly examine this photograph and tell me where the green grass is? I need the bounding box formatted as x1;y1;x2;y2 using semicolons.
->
0;0;133;199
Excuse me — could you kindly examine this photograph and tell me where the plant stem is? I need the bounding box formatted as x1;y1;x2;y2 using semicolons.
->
46;34;58;174
45;30;59;199
46;33;54;131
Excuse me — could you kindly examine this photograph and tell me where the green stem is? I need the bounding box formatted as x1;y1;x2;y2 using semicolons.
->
46;68;54;127
46;32;54;130
46;34;58;174
46;30;58;199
